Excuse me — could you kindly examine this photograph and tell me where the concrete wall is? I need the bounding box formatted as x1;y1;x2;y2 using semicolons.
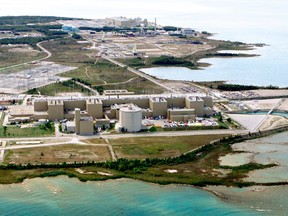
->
102;98;149;108
167;109;195;121
64;100;86;111
64;113;75;120
87;99;103;119
79;120;94;135
149;98;168;117
201;97;213;107
204;107;213;116
95;117;110;129
75;108;80;133
169;115;195;122
142;110;153;117
33;113;49;121
105;109;116;119
185;97;204;116
166;97;186;109
48;100;64;121
34;101;48;111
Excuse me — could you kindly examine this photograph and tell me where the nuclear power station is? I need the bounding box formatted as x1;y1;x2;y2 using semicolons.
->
8;94;214;135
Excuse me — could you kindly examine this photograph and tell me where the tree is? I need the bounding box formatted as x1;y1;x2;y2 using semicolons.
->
72;33;82;40
3;126;7;136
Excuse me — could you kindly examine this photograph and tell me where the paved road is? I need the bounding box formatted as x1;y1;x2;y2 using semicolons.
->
0;141;6;163
101;129;249;139
0;129;248;143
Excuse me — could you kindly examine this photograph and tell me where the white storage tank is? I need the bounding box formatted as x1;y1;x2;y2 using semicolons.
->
119;105;142;132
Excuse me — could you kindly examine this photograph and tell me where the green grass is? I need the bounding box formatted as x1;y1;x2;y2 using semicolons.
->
0;126;54;138
102;77;164;94
4;145;111;164
110;135;227;159
24;38;165;95
41;38;93;64
61;61;136;85
0;135;275;187
0;46;46;69
35;82;89;96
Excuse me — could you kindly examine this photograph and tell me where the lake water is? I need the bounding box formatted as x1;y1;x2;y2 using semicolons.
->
139;0;288;87
0;177;260;216
1;0;288;214
241;111;288;118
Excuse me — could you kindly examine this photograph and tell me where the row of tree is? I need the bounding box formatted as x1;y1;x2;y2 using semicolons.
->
152;55;195;67
0;16;74;25
217;84;279;91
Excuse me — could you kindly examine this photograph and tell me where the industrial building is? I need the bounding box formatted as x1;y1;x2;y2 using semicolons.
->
9;94;213;134
181;28;196;36
105;17;148;27
119;105;142;132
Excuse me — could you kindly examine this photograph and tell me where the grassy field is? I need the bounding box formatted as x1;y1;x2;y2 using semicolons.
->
0;167;122;184
41;38;93;65
109;134;227;159
102;77;164;94
0;126;54;138
0;46;46;69
62;61;136;85
4;145;111;164
36;82;89;96
0;134;273;186
40;39;165;95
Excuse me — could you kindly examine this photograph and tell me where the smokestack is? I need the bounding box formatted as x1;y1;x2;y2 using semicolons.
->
154;18;157;34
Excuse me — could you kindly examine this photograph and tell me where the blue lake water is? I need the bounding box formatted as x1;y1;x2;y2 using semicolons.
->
241;111;288;118
1;0;288;215
0;177;260;216
139;0;288;87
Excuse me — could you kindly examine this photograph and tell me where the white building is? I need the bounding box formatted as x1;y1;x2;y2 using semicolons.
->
119;105;142;132
181;28;195;35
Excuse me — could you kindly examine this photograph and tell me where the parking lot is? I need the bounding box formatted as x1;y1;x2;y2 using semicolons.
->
142;116;218;128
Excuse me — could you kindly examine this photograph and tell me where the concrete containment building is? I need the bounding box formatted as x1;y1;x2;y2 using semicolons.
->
119;105;142;132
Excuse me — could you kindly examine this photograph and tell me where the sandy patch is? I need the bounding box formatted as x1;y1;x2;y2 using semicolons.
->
164;169;178;173
75;168;95;175
97;172;113;176
252;89;288;97
277;98;288;111
260;115;288;131
219;153;254;166
242;98;281;110
227;114;266;131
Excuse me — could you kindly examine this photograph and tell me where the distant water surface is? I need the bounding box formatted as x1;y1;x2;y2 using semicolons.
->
140;0;288;87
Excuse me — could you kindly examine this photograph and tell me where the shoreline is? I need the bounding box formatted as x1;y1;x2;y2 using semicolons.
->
1;126;288;186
